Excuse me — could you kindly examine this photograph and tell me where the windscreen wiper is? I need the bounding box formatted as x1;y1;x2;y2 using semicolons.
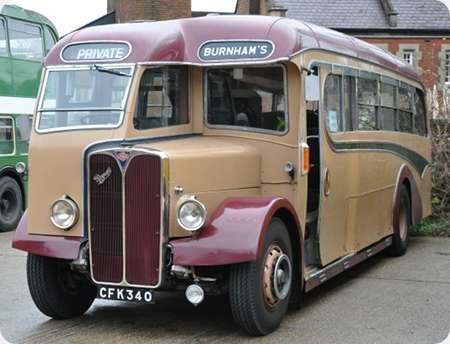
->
91;64;132;77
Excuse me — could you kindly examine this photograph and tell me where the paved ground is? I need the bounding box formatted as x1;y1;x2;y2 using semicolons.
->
0;231;449;344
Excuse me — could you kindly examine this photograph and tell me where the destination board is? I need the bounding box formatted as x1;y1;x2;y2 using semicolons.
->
62;42;131;62
198;41;274;61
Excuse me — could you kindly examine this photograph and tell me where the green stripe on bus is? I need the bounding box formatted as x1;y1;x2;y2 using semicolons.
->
329;140;429;175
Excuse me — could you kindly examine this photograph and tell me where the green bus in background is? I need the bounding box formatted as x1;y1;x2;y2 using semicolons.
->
0;5;58;231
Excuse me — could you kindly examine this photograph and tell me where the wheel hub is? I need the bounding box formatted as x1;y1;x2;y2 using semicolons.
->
263;243;292;308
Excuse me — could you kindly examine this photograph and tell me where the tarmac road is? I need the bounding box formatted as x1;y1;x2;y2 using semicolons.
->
0;231;449;344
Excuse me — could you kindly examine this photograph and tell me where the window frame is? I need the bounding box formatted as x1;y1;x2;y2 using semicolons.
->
402;49;415;66
134;65;190;130
318;62;427;137
35;64;136;134
43;24;57;55
0;115;16;156
7;18;44;61
204;63;289;136
445;50;450;85
0;17;8;57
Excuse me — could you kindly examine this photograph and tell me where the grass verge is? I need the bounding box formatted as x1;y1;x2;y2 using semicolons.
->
412;213;450;237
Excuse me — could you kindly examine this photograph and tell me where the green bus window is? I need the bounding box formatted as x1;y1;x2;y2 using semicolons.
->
398;85;413;133
206;66;286;133
9;19;43;60
43;26;56;55
16;115;32;154
324;74;342;133
0;118;14;154
0;19;6;56
380;82;396;131
357;78;377;130
414;89;426;136
135;66;189;130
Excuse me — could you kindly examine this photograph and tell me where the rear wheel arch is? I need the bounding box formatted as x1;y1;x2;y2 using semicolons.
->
393;165;422;227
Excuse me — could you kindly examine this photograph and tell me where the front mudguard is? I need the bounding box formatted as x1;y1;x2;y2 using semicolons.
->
171;197;303;267
12;210;82;260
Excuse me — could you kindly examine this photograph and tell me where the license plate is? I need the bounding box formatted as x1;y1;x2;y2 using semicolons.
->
97;285;154;303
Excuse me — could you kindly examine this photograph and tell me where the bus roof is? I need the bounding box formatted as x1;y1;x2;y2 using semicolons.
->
46;15;418;82
1;5;58;35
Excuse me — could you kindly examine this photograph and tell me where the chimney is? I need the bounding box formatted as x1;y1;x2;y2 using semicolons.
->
268;3;287;17
107;0;191;22
380;0;398;27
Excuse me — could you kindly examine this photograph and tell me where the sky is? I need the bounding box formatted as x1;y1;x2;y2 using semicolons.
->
0;0;238;36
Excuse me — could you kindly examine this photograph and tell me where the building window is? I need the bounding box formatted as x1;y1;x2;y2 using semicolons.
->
445;50;450;84
402;49;414;66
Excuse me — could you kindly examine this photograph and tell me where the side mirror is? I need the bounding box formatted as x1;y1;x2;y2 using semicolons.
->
305;74;320;101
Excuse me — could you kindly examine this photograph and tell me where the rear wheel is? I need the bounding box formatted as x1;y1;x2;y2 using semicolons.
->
27;253;96;319
388;185;411;256
0;176;23;232
229;218;293;336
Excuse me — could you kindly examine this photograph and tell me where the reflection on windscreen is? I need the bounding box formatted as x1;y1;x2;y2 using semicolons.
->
37;67;132;131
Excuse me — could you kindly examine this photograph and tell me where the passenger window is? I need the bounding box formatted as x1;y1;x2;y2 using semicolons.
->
206;67;287;133
0;118;14;154
9;19;43;59
380;82;396;131
0;19;7;56
398;85;413;133
43;26;56;54
342;76;355;131
357;78;377;130
414;89;426;136
135;66;188;130
16;115;32;154
324;74;342;133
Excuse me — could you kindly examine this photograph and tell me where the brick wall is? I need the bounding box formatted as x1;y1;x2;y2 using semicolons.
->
108;0;191;22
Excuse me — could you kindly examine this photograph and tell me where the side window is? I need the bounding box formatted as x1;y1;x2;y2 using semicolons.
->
0;117;14;154
324;74;342;133
43;26;56;55
135;66;188;130
9;19;43;59
357;77;377;130
0;19;7;56
342;76;355;131
398;85;413;133
206;67;287;133
16;115;32;154
379;82;396;131
414;89;426;136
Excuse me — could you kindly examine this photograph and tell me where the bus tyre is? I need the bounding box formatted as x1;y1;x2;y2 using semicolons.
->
389;185;411;257
27;253;96;319
0;176;23;232
229;218;293;336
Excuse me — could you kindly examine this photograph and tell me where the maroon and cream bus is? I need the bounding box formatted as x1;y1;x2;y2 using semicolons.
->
13;15;430;335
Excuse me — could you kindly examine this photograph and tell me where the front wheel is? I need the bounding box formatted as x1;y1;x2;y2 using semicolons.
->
229;218;294;336
27;254;96;319
0;176;23;232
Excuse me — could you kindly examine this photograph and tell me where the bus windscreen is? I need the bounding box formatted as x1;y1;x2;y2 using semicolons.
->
37;67;132;132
